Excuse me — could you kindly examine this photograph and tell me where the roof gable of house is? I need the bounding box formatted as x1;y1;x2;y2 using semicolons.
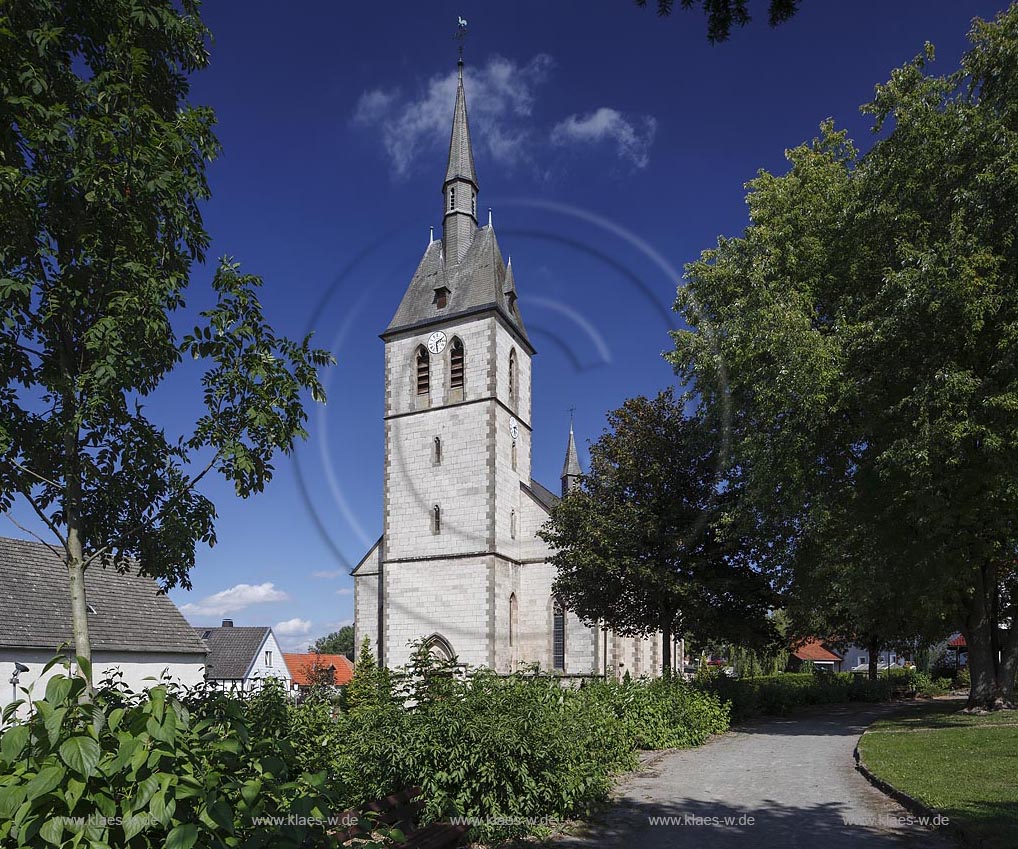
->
196;626;271;680
0;536;206;655
283;652;354;686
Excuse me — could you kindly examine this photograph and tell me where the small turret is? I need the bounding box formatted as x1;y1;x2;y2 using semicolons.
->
442;59;478;263
561;421;582;496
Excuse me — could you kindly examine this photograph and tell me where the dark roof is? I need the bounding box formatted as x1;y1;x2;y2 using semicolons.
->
196;626;270;680
523;480;560;514
444;62;477;188
562;425;581;479
792;638;842;663
383;226;530;345
0;536;206;654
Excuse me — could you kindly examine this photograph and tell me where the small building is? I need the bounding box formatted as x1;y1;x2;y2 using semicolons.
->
789;638;843;672
284;652;354;695
196;621;290;691
841;644;906;672
0;536;207;717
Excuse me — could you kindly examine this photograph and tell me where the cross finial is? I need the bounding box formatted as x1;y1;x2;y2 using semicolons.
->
568;405;576;424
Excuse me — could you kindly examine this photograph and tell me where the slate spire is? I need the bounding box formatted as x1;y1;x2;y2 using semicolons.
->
442;59;479;263
561;420;582;496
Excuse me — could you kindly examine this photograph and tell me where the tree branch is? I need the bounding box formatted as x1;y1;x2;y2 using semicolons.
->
3;511;65;558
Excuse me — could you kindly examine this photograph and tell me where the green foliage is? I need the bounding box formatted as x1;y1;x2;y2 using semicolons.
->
345;638;391;713
699;672;895;723
0;664;387;849
669;5;1018;708
312;626;354;659
332;642;729;842
633;0;799;43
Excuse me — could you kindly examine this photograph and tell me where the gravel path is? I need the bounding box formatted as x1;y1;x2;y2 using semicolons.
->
556;703;952;849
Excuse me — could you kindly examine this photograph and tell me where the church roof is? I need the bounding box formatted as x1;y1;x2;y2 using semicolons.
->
445;60;477;188
523;480;560;514
383;224;530;346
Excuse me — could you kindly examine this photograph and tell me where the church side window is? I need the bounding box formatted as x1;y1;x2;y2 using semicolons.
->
434;435;442;465
509;593;518;648
416;345;430;396
508;349;517;407
432;504;441;534
450;186;456;210
511;438;517;471
552;599;566;672
510;509;517;539
450;337;464;390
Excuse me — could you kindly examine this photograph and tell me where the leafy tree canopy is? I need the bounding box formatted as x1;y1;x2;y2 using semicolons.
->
635;0;800;42
312;625;354;659
0;0;332;669
670;6;1018;707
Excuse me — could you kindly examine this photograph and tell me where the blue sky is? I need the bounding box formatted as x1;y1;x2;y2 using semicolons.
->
16;1;1006;651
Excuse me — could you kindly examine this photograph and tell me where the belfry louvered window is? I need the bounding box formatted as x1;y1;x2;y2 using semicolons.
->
416;346;430;396
450;187;456;210
450;337;464;390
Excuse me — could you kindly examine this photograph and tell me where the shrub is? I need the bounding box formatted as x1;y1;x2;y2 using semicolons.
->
0;658;386;849
953;666;971;690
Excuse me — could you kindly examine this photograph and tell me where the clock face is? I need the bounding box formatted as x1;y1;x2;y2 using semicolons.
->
427;331;447;355
508;417;520;439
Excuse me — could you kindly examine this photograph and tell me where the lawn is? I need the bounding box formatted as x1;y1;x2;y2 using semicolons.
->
858;699;1018;849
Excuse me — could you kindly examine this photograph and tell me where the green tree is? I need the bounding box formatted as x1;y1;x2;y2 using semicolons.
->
0;0;332;680
539;390;776;676
670;7;1018;708
634;0;800;43
345;637;391;713
313;625;354;659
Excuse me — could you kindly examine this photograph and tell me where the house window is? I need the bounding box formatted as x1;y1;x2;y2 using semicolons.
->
552;598;566;671
416;345;430;396
508;349;517;405
433;504;441;534
860;656;868;666
450;337;464;390
434;435;442;465
510;509;517;539
265;650;272;667
511;438;517;471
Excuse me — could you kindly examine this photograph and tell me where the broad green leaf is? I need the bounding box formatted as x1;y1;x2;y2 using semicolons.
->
26;765;65;800
38;815;63;845
166;823;198;849
0;725;30;763
59;736;102;777
44;675;72;705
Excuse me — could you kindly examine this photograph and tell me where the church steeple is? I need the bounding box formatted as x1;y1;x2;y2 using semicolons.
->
443;59;479;263
561;420;582;496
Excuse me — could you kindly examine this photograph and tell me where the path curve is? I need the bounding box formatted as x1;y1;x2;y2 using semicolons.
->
556;702;951;849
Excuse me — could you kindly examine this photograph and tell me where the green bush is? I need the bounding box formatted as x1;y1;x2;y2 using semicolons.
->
0;658;386;849
953;666;971;690
698;671;895;722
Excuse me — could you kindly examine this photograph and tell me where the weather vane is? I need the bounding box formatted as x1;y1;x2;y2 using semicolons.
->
455;16;468;60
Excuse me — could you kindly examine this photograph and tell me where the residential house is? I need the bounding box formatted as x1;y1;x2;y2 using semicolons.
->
0;536;207;717
789;638;842;672
196;620;290;691
284;652;354;695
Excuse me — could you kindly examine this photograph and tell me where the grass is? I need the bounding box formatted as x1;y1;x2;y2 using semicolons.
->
858;699;1018;848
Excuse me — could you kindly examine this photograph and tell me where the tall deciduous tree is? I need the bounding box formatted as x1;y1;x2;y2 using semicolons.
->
538;390;776;676
670;6;1018;708
0;1;332;678
312;625;354;659
634;0;800;43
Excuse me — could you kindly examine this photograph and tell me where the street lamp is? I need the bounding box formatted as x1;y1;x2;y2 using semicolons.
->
10;661;29;705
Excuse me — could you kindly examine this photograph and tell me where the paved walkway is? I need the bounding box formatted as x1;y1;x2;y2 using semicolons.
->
556;703;951;848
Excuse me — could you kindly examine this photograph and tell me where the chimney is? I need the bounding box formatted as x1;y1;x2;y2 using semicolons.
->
221;618;234;628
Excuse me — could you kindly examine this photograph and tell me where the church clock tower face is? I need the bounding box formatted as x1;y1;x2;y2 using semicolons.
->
427;330;447;354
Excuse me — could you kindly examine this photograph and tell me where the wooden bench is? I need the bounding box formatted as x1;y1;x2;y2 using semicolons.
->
334;786;468;848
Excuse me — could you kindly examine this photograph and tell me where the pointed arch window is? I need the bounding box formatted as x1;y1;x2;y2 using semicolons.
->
416;346;430;396
510;509;517;539
509;593;518;648
450;337;464;390
552;598;566;672
508;349;518;407
434;435;442;465
511;438;517;471
432;504;441;534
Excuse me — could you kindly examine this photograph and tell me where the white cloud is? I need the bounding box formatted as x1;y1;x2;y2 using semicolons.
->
353;54;554;179
551;107;658;169
180;582;288;619
273;617;312;636
335;587;353;597
312;569;345;579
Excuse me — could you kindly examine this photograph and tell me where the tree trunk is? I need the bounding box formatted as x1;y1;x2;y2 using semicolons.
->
964;561;1007;710
867;638;881;681
661;619;672;678
64;425;92;694
995;622;1018;706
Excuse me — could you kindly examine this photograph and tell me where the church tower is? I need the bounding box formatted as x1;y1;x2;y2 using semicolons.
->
355;58;536;670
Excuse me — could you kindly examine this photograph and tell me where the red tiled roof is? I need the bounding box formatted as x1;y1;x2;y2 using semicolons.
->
948;633;967;648
283;652;354;686
792;638;842;663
